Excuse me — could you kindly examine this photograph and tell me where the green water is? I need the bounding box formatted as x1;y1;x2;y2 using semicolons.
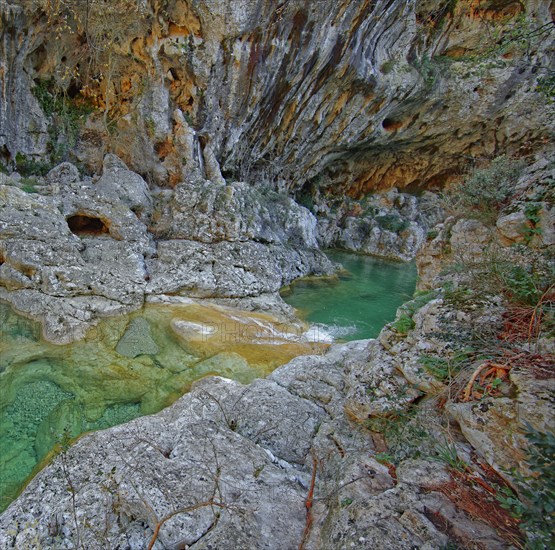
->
281;250;417;341
0;301;319;512
0;252;416;511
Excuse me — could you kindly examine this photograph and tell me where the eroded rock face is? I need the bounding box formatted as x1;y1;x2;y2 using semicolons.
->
417;157;555;292
316;188;443;261
0;159;332;342
411;154;555;480
1;0;553;192
152;179;320;247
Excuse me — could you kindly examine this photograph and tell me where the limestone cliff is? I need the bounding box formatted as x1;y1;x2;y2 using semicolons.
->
1;0;554;194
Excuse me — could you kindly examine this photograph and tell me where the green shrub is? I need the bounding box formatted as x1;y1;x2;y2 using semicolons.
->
391;313;415;335
418;350;472;382
380;60;396;74
430;442;468;472
445;156;526;222
523;202;543;244
500;265;543;305
375;214;410;233
536;74;555;103
406;290;438;314
375;452;395;464
368;406;432;463
32;78;94;167
20;178;40;193
15;153;51;177
497;426;555;549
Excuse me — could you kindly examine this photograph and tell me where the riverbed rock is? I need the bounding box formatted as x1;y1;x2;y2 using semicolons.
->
116;317;159;357
0;341;502;549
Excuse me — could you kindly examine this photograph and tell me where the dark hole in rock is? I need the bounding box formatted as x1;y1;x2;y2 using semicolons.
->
30;45;47;73
382;117;403;131
66;80;81;99
67;214;109;236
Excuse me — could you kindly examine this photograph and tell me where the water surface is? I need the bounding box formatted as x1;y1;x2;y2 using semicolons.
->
281;250;417;340
0;300;321;511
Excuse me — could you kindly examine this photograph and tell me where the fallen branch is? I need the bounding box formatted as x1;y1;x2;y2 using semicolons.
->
147;500;227;550
299;452;318;550
462;361;510;402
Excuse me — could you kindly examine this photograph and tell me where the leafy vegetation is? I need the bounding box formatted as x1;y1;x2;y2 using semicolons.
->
390;290;438;336
418;349;474;383
523;202;543;244
391;313;415;335
497;426;555;549
20;178;40;193
14;153;51;177
444;156;526;222
365;405;432;463
32;78;93;167
536;74;555;103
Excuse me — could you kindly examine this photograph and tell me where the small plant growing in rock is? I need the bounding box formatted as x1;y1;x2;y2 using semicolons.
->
418;350;473;383
431;442;468;472
444;156;526;222
523;202;543;244
15;152;51;177
374;452;394;464
497;425;555;549
20;178;40;193
391;313;415;335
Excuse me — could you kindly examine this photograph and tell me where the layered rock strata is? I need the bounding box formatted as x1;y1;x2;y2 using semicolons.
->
1;0;553;193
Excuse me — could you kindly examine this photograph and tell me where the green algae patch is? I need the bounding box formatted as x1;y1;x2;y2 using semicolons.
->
0;300;324;511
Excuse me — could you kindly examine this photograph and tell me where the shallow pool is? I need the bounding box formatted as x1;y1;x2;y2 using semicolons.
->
0;300;322;511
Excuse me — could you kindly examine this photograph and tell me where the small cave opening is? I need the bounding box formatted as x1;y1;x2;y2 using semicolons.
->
66;214;110;237
66;80;82;99
382;117;404;132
